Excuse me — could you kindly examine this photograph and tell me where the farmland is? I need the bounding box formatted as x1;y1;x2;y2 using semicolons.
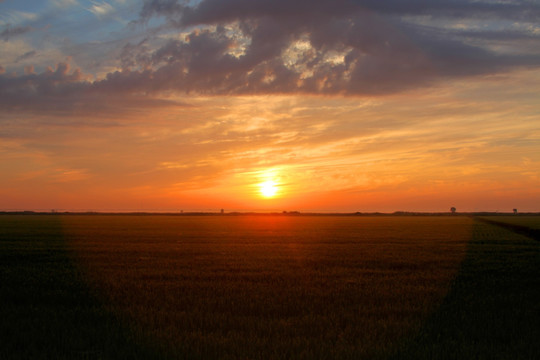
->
479;216;540;231
1;214;539;359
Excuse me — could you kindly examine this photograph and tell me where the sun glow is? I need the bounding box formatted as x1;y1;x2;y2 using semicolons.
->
254;168;283;199
260;180;278;198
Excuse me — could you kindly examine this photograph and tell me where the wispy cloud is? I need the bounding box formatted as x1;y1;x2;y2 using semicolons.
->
86;1;114;18
52;0;79;8
0;10;38;26
15;50;37;63
0;25;32;41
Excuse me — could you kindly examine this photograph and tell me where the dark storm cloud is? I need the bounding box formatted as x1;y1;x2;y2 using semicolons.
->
122;0;540;94
147;0;539;26
1;0;539;113
138;0;185;25
180;0;356;26
354;0;540;19
0;63;183;115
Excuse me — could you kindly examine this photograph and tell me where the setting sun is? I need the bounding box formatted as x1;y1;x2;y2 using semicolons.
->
260;180;278;198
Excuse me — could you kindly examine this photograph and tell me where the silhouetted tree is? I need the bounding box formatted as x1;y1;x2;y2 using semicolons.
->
513;208;517;214
450;207;456;214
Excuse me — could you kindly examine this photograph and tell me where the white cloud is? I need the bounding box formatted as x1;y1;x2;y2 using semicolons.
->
86;1;114;18
0;39;34;66
0;10;38;26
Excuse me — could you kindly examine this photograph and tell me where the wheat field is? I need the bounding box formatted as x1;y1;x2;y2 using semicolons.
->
1;214;538;359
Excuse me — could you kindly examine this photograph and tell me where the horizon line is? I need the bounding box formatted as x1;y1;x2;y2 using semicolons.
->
2;210;539;216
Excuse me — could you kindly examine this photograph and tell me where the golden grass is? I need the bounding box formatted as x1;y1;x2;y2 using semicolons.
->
62;215;472;359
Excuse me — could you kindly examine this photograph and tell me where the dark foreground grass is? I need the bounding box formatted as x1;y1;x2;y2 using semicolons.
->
392;220;540;359
476;216;540;241
2;215;538;359
480;216;540;230
0;215;158;359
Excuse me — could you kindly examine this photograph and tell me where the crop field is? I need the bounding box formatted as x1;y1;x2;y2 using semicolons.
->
1;214;539;359
480;216;540;230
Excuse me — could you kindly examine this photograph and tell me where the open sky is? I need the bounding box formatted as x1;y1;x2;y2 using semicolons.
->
1;0;539;212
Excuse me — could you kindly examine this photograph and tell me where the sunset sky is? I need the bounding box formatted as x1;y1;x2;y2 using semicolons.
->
1;0;539;212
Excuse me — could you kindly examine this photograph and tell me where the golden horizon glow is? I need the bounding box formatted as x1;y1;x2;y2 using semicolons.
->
1;1;540;213
1;74;539;212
